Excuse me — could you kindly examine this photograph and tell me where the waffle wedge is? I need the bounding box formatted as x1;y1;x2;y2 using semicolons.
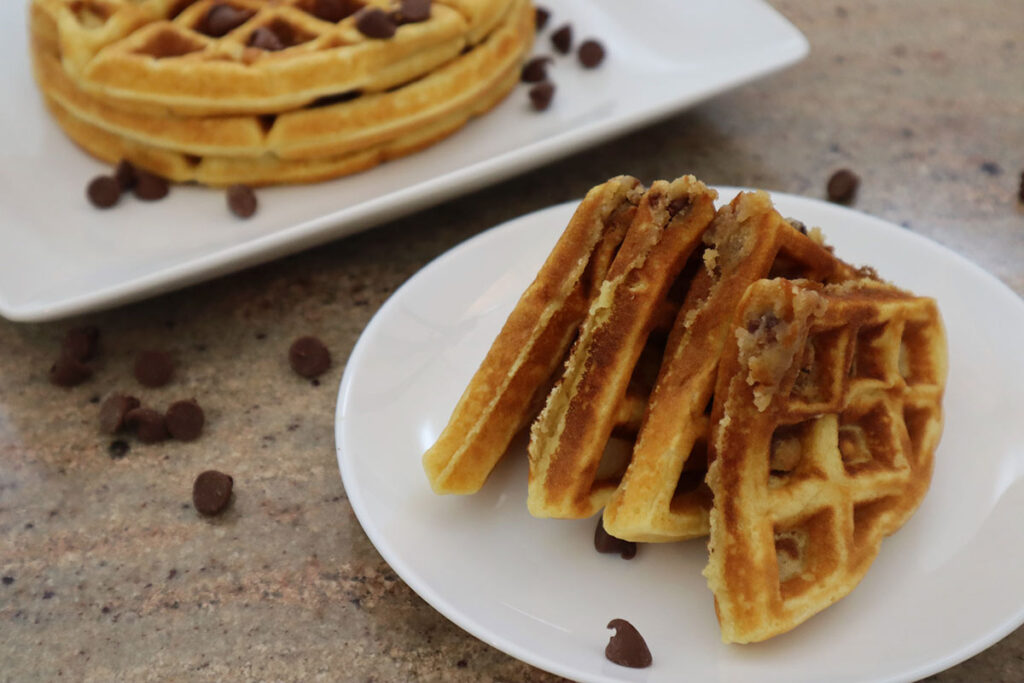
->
603;191;869;543
527;176;718;519
423;176;645;495
703;278;946;643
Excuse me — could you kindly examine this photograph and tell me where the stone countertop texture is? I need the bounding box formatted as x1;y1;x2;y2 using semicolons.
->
2;1;1023;681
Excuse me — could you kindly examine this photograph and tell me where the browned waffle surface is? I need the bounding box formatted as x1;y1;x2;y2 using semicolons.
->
703;278;946;643
35;0;514;115
526;176;718;519
603;191;868;543
423;176;646;495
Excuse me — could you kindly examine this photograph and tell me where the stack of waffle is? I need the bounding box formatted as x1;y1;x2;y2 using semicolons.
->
30;0;534;185
422;175;947;643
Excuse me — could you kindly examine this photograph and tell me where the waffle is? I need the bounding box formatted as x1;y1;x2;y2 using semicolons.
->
602;192;870;543
30;0;533;185
423;176;645;495
34;0;513;115
527;176;718;519
703;278;946;643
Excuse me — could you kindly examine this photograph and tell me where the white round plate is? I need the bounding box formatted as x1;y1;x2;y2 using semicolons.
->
336;189;1024;683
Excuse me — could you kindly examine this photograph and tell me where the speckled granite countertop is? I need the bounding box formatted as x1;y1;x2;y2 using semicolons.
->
2;1;1022;681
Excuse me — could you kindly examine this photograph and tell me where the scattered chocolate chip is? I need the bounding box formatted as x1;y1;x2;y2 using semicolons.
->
125;408;169;443
456;658;468;668
167;568;177;580
577;39;605;68
226;184;258;218
165;399;205;441
248;26;285;51
535;6;550;31
87;176;120;209
288;336;331;378
528;81;555;111
1;576;13;585
62;326;100;362
826;168;859;204
203;4;252;37
786;218;808;234
605;619;652;669
355;8;397;39
49;356;92;387
99;394;141;434
397;0;430;23
134;350;174;388
42;591;55;600
193;470;234;516
1018;171;1024;202
89;395;101;404
979;161;1002;176
133;170;169;201
114;159;137;190
551;24;572;54
108;439;131;459
594;518;637;559
521;56;552;83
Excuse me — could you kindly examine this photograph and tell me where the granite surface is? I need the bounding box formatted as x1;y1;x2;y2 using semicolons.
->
2;1;1023;681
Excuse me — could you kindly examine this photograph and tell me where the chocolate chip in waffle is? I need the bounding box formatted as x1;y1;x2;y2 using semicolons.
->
526;176;718;519
603;191;872;543
703;277;946;643
423;176;645;495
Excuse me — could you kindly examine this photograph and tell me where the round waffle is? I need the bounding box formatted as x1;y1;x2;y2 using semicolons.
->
30;0;534;185
34;0;517;116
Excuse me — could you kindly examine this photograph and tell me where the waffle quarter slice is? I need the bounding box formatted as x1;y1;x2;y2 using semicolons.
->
704;278;946;643
527;176;718;519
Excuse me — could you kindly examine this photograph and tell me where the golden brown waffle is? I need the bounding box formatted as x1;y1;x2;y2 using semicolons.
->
527;176;718;519
423;176;645;495
603;192;869;543
31;0;531;161
30;0;532;185
34;0;514;116
703;278;946;643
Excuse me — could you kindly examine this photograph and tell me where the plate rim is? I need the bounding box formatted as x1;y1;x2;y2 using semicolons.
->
335;189;1024;682
0;0;808;322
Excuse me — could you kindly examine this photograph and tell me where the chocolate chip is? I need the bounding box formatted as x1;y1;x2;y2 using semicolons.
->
551;24;572;54
99;394;141;434
87;176;120;209
125;408;169;443
203;4;253;37
535;6;550;31
594;518;637;559
979;161;1002;176
397;0;430;23
528;81;555;111
1019;171;1024;202
134;350;174;388
49;355;92;387
355;8;396;39
826;168;859;203
248;26;285;51
605;619;652;669
165;399;205;441
312;0;345;22
108;439;130;459
288;336;331;378
577;39;605;68
786;218;808;234
2;576;13;585
62;326;99;362
521;56;552;83
226;184;257;218
193;470;234;516
114;160;137;190
667;196;692;216
133;170;169;201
